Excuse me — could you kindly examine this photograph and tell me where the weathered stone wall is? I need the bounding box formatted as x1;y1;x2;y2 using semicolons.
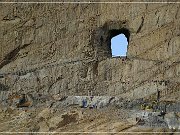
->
0;2;179;102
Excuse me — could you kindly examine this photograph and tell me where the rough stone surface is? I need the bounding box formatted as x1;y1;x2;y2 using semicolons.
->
165;112;180;130
0;1;179;133
0;2;179;102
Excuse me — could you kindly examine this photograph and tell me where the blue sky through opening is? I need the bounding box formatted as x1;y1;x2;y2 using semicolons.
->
111;34;128;57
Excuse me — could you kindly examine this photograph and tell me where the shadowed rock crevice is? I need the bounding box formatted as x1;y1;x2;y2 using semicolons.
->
0;41;33;70
136;17;144;33
0;47;20;70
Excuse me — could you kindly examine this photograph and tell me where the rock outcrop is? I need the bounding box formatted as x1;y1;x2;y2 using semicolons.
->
0;1;179;101
0;1;179;133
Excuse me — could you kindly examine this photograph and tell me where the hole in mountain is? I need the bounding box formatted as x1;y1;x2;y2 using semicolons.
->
109;28;129;57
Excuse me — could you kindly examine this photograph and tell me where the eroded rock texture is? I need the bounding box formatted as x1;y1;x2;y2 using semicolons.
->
0;1;179;104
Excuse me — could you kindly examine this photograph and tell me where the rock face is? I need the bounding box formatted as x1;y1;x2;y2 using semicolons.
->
0;1;179;104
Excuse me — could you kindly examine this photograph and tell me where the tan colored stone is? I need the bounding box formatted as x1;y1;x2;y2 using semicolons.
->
0;0;179;111
0;0;178;127
38;121;49;132
37;108;51;120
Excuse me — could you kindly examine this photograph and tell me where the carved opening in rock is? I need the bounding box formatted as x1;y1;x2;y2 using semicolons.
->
109;28;129;57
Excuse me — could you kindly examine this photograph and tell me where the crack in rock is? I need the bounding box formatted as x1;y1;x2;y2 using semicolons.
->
136;17;144;33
